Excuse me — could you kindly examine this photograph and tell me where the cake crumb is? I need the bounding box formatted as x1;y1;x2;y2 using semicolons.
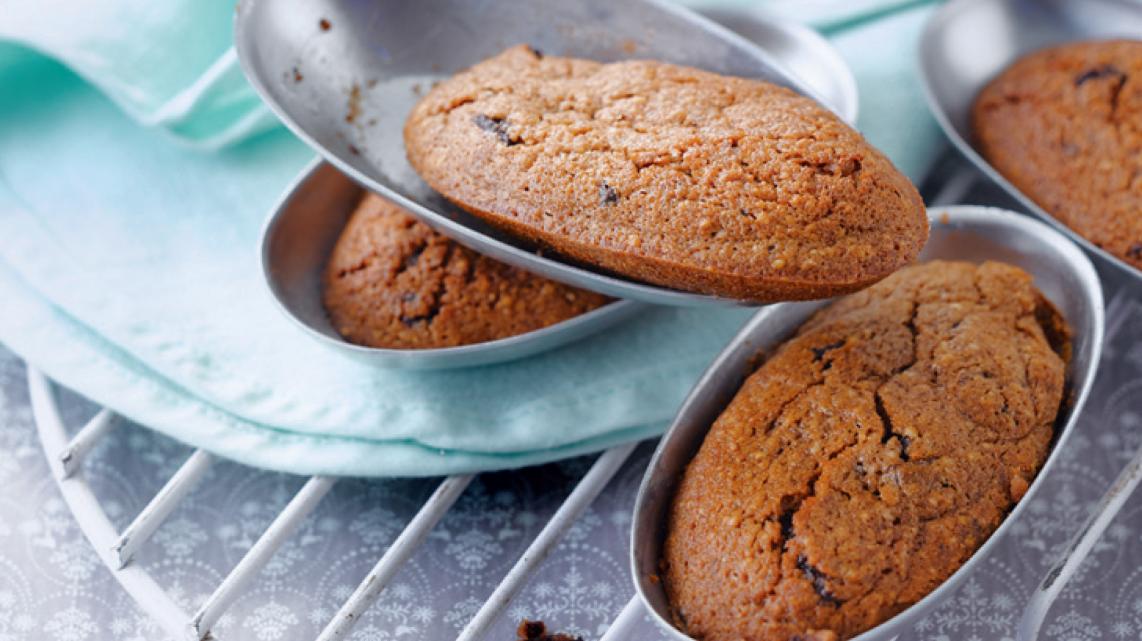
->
516;620;583;641
346;84;362;123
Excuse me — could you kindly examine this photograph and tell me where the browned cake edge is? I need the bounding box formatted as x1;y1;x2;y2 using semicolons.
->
425;191;927;303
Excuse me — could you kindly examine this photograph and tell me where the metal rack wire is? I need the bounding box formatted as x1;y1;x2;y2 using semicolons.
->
28;368;646;641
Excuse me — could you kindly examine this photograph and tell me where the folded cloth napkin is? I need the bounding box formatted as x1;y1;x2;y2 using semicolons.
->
0;0;942;477
0;1;279;148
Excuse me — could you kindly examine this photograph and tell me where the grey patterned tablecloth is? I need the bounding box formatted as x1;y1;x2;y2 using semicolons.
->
3;177;1142;640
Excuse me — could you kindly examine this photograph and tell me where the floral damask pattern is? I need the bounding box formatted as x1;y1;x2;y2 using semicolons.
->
2;292;1142;640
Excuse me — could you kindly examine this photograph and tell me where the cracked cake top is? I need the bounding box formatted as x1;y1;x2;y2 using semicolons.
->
322;192;610;349
403;45;927;302
662;260;1069;641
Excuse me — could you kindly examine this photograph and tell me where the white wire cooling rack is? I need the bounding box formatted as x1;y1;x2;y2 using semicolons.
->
27;368;648;641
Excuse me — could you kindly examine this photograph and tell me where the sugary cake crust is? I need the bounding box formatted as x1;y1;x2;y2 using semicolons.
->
663;261;1068;641
323;193;609;349
404;45;928;302
973;39;1142;270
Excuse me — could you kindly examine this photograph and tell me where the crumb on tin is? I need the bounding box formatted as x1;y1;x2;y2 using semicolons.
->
346;84;362;123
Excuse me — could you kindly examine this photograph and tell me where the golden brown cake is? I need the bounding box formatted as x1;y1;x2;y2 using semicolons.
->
323;193;610;348
663;260;1069;641
404;45;927;302
973;39;1142;269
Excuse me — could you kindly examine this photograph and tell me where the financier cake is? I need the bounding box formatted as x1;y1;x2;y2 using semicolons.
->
663;260;1068;641
323;192;610;349
404;45;928;302
973;39;1142;270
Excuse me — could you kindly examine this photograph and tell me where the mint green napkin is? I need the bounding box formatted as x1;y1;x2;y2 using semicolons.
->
0;1;940;477
0;0;278;148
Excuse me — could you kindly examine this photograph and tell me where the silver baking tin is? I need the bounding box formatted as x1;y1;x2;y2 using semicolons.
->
260;160;645;369
631;205;1105;641
235;0;858;307
919;0;1142;281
